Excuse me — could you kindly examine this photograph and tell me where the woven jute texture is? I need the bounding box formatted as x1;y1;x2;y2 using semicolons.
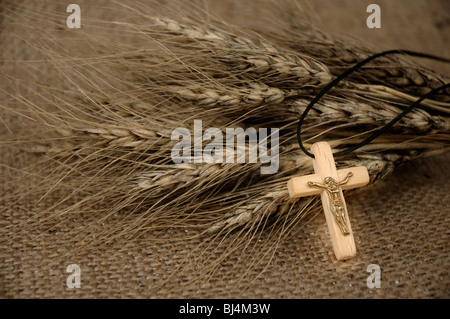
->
1;0;449;299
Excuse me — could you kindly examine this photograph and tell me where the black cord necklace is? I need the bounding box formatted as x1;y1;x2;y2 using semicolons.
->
296;50;450;159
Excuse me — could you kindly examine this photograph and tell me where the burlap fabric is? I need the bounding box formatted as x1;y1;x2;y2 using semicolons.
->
1;0;449;299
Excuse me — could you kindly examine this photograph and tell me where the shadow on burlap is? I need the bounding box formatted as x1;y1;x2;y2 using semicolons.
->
0;0;449;298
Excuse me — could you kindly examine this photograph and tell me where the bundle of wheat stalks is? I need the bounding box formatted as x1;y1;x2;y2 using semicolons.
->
1;0;449;288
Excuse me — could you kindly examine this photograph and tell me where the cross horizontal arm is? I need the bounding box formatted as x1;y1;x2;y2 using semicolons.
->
287;166;370;199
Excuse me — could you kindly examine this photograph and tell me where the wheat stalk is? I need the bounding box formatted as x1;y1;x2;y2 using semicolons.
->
152;17;332;85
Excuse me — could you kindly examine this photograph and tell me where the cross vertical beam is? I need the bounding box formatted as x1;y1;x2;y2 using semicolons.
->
287;142;370;260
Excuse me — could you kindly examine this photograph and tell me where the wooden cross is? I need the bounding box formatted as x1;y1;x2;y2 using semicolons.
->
287;142;370;260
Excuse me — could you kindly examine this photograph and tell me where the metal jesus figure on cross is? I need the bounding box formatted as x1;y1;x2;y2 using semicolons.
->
287;142;370;260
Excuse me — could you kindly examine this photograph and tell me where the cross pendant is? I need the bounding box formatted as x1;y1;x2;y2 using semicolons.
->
287;142;370;260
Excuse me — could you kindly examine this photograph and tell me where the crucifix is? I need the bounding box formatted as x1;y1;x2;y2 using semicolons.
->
287;142;370;260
